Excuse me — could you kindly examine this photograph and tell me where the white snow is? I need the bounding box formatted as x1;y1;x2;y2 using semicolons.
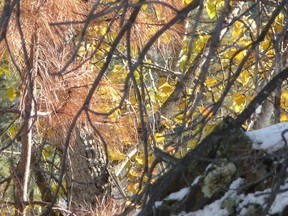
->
191;176;201;186
154;201;163;208
178;200;229;216
245;122;288;152
255;105;262;114
165;187;190;201
237;183;288;215
149;187;190;213
269;186;288;214
178;178;244;216
179;179;288;216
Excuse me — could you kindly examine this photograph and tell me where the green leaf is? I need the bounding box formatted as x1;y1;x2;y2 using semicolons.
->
43;145;53;159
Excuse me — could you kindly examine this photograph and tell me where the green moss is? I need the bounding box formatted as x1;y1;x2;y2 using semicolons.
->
222;197;237;215
202;162;237;198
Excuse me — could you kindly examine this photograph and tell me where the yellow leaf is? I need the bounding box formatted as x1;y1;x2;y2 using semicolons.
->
280;114;288;122
281;91;288;107
142;3;148;10
7;87;17;101
184;0;193;4
154;133;165;142
179;101;186;110
159;82;173;94
135;155;145;165
231;21;243;38
261;40;270;51
175;114;184;124
99;25;107;36
154;93;167;103
148;155;155;166
206;0;216;19
166;146;175;153
233;93;246;106
234;50;247;64
194;35;210;53
205;78;217;87
128;169;142;178
8;125;17;138
108;149;125;161
158;77;167;87
237;70;250;86
234;104;244;113
134;71;140;80
162;117;174;129
199;107;214;117
127;182;139;193
274;13;284;32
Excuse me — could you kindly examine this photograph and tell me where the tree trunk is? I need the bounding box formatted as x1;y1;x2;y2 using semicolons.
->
251;99;274;130
14;117;33;216
66;126;111;211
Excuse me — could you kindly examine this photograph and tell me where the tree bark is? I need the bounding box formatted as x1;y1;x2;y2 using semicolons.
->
66;126;111;210
14;26;38;216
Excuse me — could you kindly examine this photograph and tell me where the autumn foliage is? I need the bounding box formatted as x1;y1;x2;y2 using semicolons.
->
0;0;288;215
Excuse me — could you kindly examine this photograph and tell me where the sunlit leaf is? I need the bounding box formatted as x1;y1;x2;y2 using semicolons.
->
205;78;217;87
281;91;288;108
233;93;246;106
127;182;139;193
135;155;145;165
157;77;167;88
261;40;270;51
237;70;250;86
199;107;213;117
142;3;148;10
206;0;216;19
108;149;125;161
43;145;53;159
184;0;193;4
8;125;17;138
159;82;173;94
234;104;244;113
154;133;165;142
274;13;284;32
148;155;155;166
162;117;174;129
166;146;175;152
234;50;247;64
128;169;142;178
231;21;243;38
134;71;140;80
7;87;17;101
280;114;288;122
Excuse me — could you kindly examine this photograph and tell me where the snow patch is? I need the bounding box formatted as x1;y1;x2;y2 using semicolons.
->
255;105;262;114
154;201;163;208
179;179;288;216
178;178;244;216
246;122;288;152
191;176;201;186
165;187;190;201
238;184;288;215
